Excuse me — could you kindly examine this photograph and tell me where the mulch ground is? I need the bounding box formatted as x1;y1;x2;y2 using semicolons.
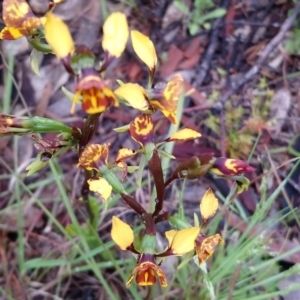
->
0;0;300;299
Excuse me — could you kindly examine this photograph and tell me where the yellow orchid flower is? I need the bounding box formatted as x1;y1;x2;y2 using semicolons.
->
151;73;184;124
77;143;109;170
129;114;154;147
0;0;43;40
126;253;167;287
165;189;223;264
74;68;118;114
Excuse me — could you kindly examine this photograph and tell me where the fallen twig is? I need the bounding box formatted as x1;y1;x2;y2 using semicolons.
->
216;0;300;108
193;0;230;87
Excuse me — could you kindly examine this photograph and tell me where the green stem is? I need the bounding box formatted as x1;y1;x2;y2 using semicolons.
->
28;38;52;54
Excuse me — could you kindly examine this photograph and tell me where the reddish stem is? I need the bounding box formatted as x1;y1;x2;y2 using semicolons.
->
143;213;156;235
149;150;165;218
120;193;147;216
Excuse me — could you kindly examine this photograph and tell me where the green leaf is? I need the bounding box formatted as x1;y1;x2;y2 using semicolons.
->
113;124;130;132
26;152;50;176
127;166;139;173
61;86;77;102
136;154;147;186
65;223;80;236
194;212;200;227
226;175;251;194
157;149;176;159
26;147;69;176
199;8;227;24
116;79;125;86
189;23;200;35
178;251;195;269
89;196;101;229
174;0;189;14
168;215;190;229
235;176;250;194
30;48;41;77
203;22;211;30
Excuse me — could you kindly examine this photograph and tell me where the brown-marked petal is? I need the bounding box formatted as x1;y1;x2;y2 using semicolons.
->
115;83;149;110
0;0;42;39
211;158;255;176
150;74;184;124
111;216;134;250
3;0;33;27
195;233;224;265
77;143;109;170
102;12;129;58
116;148;137;162
126;253;167;287
129;114;154;147
75;68;118;114
131;30;157;71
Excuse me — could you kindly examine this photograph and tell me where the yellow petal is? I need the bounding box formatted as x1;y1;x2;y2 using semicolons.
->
115;83;149;111
102;12;129;58
165;229;177;246
111;216;134;250
131;30;157;71
170;227;200;255
199;188;219;221
44;12;75;59
88;177;112;200
168;128;201;142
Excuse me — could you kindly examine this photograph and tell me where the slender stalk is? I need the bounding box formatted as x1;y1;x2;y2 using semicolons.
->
149;150;165;218
79;113;101;223
79;113;101;155
120;193;147;216
143;213;156;235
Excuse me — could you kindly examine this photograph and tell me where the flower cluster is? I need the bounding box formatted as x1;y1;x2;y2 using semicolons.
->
0;0;256;289
110;188;224;286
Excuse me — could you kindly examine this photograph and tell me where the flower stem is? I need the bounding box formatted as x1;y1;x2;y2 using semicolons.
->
79;113;101;223
148;150;165;218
